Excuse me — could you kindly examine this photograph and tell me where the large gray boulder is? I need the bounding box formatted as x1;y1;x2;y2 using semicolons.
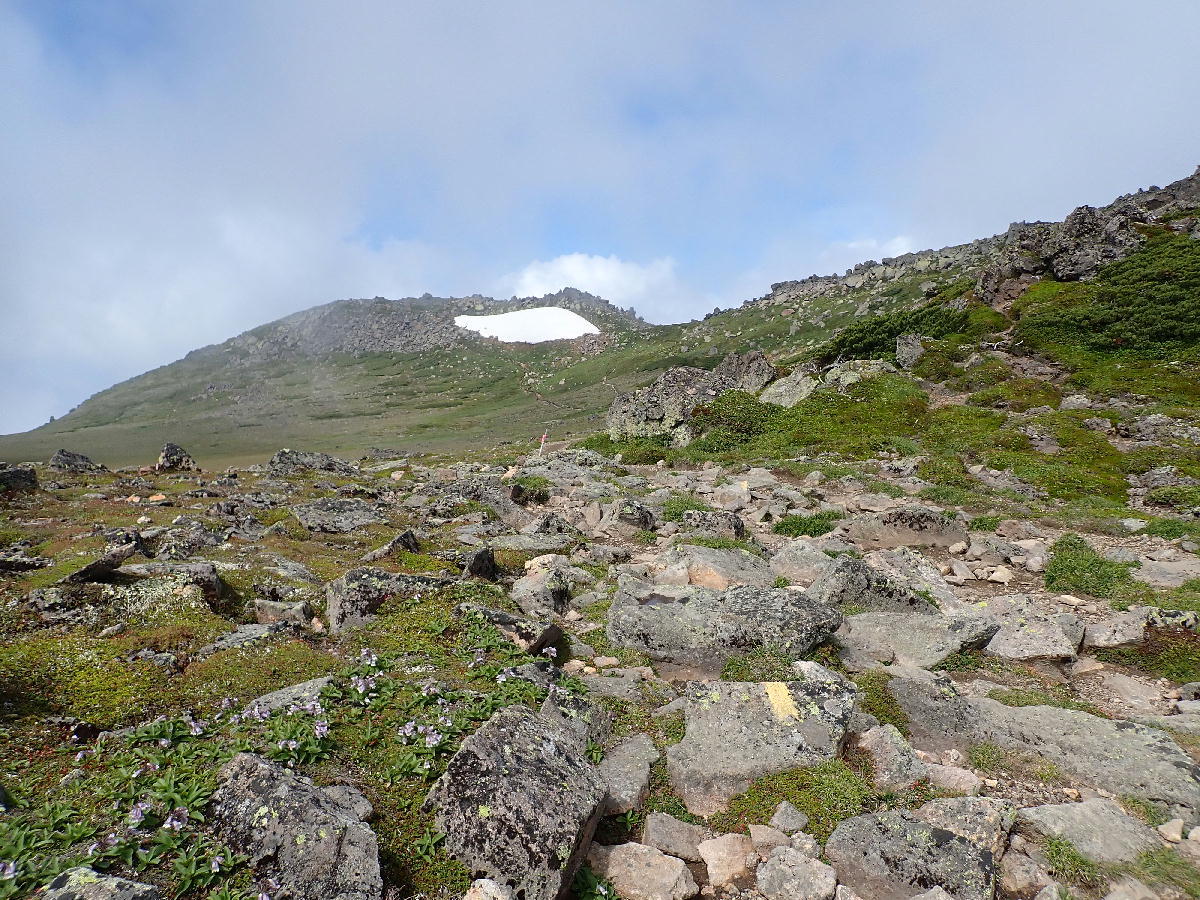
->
42;869;161;900
425;705;606;900
268;448;357;476
0;464;38;493
805;556;940;614
843;507;968;551
291;498;384;533
325;567;449;632
606;351;776;446
836;611;998;669
892;674;1200;821
758;369;821;408
211;754;381;900
666;666;856;815
825;809;997;900
606;579;842;667
1016;799;1159;864
154;442;199;472
651;543;774;590
48;448;107;473
769;539;833;584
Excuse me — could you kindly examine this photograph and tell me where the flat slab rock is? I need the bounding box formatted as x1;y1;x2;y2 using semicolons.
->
211;753;381;900
42;868;162;900
666;667;856;816
1016;799;1160;864
836;611;998;669
825;806;1000;900
325;567;449;632
291;498;384;533
650;543;774;590
892;675;1200;820
842;506;968;551
425;705;606;900
804;556;939;614
606;578;841;668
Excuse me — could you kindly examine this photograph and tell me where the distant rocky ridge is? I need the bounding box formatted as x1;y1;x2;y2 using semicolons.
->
208;288;646;364
752;166;1200;313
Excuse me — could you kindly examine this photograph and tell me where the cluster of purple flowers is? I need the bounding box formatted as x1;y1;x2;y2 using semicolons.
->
277;739;300;752
542;646;558;660
184;715;206;736
349;674;377;698
163;807;189;831
358;648;379;667
0;861;16;880
313;720;330;739
398;720;444;748
127;801;153;826
468;648;487;668
85;833;121;856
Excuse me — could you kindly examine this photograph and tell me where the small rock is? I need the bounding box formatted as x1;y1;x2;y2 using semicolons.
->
586;842;698;900
1158;818;1185;843
642;812;710;863
770;800;809;835
756;847;837;900
697;833;757;889
597;733;660;814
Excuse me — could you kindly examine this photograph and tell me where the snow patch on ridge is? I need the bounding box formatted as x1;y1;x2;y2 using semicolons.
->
454;307;601;343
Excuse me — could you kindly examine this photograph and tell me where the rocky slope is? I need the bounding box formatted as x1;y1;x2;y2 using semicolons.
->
2;165;1200;900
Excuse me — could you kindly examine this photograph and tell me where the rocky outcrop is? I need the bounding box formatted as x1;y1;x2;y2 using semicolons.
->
48;448;107;472
425;705;606;900
211;753;381;900
0;463;37;492
42;869;162;900
268;448;358;476
666;667;856;815
154;442;199;472
325;567;449;632
606;351;776;446
291;498;384;533
606;579;842;667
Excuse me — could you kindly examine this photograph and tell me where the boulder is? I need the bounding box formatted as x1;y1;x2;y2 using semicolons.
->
48;448;107;473
268;448;357;476
597;733;661;814
895;333;927;370
892;674;1200;821
211;754;381;900
759;369;821;408
857;724;928;791
757;847;838;900
836;611;998;669
360;529;421;562
0;464;38;493
651;543;773;590
154;443;199;472
425;706;605;900
980;594;1081;661
843;507;968;551
666;669;856;815
805;556;940;614
912;797;1016;862
325;568;449;632
679;509;747;540
62;541;140;584
769;539;833;584
642;812;711;862
606;351;776;446
291;498;384;533
825;809;997;900
1017;799;1160;864
510;569;571;618
586;842;698;900
697;833;758;889
42;869;162;900
606;580;842;668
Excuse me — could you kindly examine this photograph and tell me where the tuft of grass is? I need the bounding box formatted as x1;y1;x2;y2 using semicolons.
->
986;686;1103;717
662;494;711;522
708;760;875;841
1045;533;1137;598
852;670;910;735
968;514;1002;532
632;529;658;545
967;742;1007;773
1043;836;1104;888
720;647;796;682
773;510;843;538
1094;628;1200;683
1126;848;1200;898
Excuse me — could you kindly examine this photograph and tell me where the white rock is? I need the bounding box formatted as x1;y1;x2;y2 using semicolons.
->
586;842;699;900
697;833;757;888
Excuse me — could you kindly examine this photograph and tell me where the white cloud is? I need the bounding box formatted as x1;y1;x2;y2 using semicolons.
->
503;254;689;318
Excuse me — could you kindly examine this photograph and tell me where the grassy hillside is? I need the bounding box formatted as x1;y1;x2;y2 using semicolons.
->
0;269;970;468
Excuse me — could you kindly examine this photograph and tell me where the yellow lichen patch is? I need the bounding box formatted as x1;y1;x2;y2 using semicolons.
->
763;682;800;721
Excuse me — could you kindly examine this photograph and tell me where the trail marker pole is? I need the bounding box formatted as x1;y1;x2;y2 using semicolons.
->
539;431;548;456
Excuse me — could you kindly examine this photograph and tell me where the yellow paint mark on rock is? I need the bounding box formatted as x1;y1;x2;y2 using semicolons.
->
763;682;800;721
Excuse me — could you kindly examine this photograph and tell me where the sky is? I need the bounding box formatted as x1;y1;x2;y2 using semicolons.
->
3;1;1199;434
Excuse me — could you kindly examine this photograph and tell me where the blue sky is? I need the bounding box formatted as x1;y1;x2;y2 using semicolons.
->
3;1;1200;434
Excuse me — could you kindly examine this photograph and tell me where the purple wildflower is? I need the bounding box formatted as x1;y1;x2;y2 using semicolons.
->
163;807;189;831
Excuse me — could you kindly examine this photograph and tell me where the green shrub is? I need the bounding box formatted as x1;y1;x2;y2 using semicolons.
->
812;302;971;363
1044;534;1136;598
1147;485;1200;511
662;494;711;521
773;510;843;537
